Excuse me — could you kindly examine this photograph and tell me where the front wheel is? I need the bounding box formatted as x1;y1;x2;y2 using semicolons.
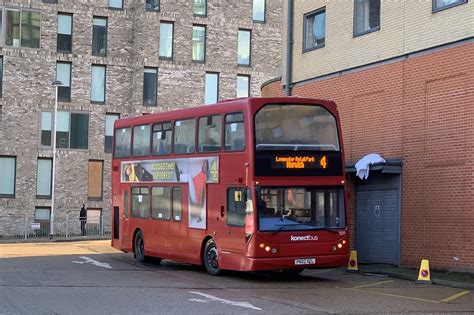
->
203;239;222;276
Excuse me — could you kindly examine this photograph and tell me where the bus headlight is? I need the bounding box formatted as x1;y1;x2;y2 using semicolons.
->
265;246;271;252
337;243;343;249
259;243;265;248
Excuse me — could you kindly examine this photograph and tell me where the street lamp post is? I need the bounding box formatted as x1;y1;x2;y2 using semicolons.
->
50;80;62;240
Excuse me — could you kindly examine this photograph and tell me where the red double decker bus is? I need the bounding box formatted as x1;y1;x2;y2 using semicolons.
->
111;97;349;275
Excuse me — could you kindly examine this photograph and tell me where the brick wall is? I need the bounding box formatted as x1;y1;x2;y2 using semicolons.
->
263;43;474;271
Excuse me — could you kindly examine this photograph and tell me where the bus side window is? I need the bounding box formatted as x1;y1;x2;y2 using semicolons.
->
114;127;131;158
152;122;172;155
133;124;151;157
151;187;171;220
224;112;245;151
172;187;182;221
198;115;222;153
124;190;129;218
131;186;150;218
174;119;196;154
227;188;246;227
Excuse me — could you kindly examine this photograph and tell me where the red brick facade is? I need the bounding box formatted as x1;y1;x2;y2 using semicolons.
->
262;43;474;270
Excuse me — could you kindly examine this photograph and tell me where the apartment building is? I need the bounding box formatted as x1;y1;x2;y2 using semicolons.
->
0;0;282;236
262;0;473;270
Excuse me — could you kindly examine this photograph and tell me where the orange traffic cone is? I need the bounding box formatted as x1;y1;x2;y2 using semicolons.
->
416;259;432;284
346;250;359;273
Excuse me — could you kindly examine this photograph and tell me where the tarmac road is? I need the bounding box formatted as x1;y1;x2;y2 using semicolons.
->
0;240;472;314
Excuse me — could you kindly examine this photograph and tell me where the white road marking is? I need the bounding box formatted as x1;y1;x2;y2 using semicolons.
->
188;298;208;303
72;256;112;269
190;291;262;311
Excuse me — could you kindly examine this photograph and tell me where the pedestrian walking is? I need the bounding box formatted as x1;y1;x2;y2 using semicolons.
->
80;204;87;236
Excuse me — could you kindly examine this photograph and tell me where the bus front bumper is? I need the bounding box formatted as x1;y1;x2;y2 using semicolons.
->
243;253;350;271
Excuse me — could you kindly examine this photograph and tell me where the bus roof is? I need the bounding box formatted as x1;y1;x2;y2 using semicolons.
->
114;96;337;128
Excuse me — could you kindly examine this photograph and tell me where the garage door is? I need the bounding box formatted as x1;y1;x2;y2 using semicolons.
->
355;174;400;265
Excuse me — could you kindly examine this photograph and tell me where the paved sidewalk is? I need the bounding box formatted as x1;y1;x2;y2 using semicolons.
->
360;264;474;290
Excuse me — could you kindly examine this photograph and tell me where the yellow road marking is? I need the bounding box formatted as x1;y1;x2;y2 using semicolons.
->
339;287;440;304
352;280;394;289
440;290;470;303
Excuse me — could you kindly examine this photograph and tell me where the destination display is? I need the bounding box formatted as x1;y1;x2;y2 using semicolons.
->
255;152;342;177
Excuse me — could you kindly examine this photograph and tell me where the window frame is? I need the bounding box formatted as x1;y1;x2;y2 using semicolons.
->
57;12;73;53
353;0;381;37
3;8;41;49
114;126;132;158
91;64;106;104
236;74;250;98
0;156;16;198
159;21;174;60
252;0;266;23
204;72;219;105
132;124;151;157
152;121;173;156
109;0;124;10
192;24;207;63
92;16;108;57
193;0;207;17
237;29;252;67
56;61;72;102
432;0;467;12
54;110;90;150
146;0;160;12
143;67;158;107
227;187;247;227
105;113;120;153
224;112;246;152
173;118;196;155
198;115;222;153
39;110;53;147
303;7;326;53
36;157;52;199
131;186;150;219
151;186;172;221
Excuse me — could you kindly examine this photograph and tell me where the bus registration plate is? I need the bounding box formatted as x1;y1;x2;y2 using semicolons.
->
295;258;316;265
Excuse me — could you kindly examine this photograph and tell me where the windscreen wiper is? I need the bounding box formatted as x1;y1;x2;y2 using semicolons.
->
270;223;301;236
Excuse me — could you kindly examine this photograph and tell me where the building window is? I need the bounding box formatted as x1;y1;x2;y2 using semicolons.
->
354;0;380;36
105;113;120;153
56;111;90;149
143;68;157;106
0;57;3;98
193;0;207;16
198;115;222;153
433;0;467;12
57;13;72;53
4;9;40;48
56;62;71;102
36;158;52;199
205;72;219;105
304;8;326;52
253;0;266;22
238;29;251;66
40;112;52;146
236;75;250;98
151;186;171;220
159;21;173;59
86;208;103;236
0;156;16;197
109;0;123;9
91;65;106;103
92;17;107;56
192;25;206;63
88;160;103;200
146;0;159;11
35;207;51;237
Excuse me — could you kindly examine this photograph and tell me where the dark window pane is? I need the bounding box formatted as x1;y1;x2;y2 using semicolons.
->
56;131;69;148
92;18;107;56
57;34;72;53
41;130;52;146
70;113;89;149
143;69;157;106
146;0;159;11
105;136;113;152
58;86;71;102
21;11;40;48
227;188;246;227
114;127;131;158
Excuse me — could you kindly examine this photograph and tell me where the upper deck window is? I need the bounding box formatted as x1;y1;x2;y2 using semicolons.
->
152;122;172;155
114;127;131;158
255;104;340;151
174;119;195;154
198;115;222;153
133;124;151;157
224;112;245;151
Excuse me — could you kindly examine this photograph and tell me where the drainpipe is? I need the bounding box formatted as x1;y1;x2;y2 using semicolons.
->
285;0;294;96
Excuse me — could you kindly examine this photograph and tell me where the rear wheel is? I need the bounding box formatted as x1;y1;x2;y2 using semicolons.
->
134;231;148;263
203;239;222;276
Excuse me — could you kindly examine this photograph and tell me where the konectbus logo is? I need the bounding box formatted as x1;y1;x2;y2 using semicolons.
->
290;235;318;241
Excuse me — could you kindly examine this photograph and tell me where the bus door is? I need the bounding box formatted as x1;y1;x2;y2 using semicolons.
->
120;188;132;251
218;187;249;268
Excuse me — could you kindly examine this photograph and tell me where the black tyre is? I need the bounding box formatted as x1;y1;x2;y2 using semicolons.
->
203;239;222;276
134;230;148;263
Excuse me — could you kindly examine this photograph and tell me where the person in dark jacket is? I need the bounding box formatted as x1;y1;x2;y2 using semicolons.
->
79;204;87;236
